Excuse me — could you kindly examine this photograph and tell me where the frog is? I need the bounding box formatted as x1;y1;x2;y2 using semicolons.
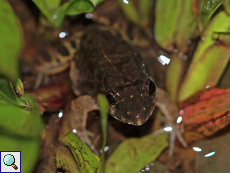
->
70;25;156;125
33;3;187;156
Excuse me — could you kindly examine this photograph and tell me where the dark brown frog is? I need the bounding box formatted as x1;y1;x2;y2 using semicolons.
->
70;26;156;126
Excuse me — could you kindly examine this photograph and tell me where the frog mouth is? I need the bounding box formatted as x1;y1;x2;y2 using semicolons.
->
108;104;155;126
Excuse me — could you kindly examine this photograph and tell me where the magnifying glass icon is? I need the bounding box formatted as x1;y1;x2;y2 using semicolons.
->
3;154;18;170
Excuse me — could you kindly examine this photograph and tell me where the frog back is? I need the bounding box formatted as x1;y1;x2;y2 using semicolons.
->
70;25;145;98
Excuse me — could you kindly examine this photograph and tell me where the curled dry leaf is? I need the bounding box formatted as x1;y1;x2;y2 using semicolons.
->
30;81;71;113
179;88;230;143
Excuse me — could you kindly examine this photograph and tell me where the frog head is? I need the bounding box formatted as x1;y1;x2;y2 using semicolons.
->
105;78;156;126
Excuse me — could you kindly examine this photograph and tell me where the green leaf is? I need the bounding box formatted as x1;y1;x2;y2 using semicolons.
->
224;0;230;15
97;94;109;139
19;94;44;136
0;92;43;172
44;0;61;10
200;0;224;28
0;78;27;107
15;78;25;96
0;0;22;84
90;0;105;6
33;0;62;28
97;94;109;173
56;144;81;172
51;2;70;28
155;0;199;53
33;0;61;11
178;12;230;101
0;78;43;137
166;55;183;101
65;0;94;15
33;0;94;28
105;133;169;173
117;0;141;25
139;0;153;26
62;132;100;173
0;132;41;173
0;93;43;137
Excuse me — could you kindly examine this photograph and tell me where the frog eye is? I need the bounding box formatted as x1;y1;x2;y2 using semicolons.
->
106;90;117;105
145;79;156;97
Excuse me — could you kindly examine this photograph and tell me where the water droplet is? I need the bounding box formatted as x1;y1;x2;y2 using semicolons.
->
204;151;215;157
59;32;67;38
104;146;109;152
174;49;179;54
187;40;192;45
178;52;183;58
193;147;202;152
85;13;93;19
123;0;129;4
158;55;171;65
177;116;182;124
183;55;188;60
52;15;57;20
58;110;63;118
164;126;172;132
